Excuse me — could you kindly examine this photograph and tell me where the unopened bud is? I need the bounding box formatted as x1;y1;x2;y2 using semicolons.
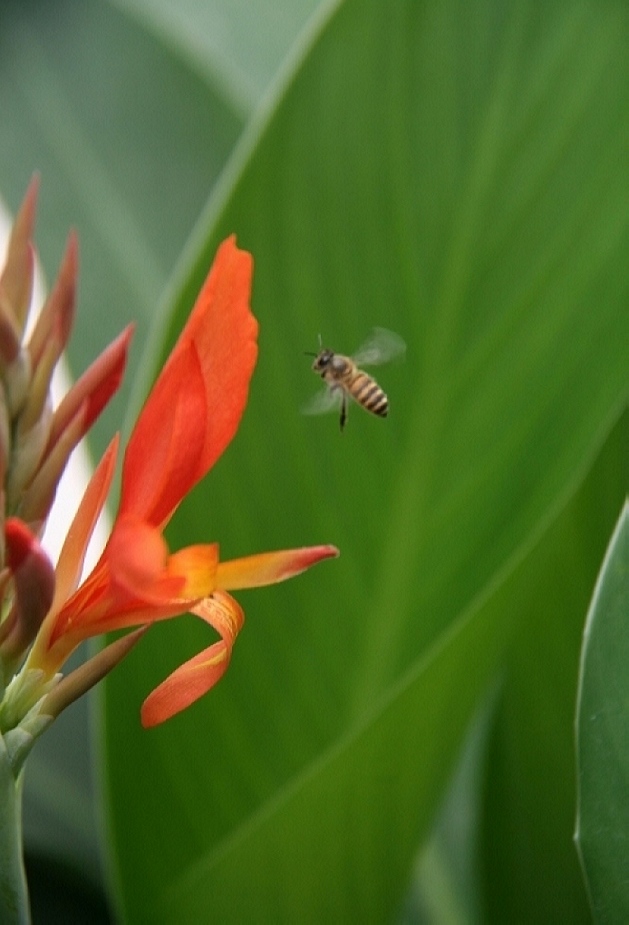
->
17;402;85;530
3;349;31;419
0;518;55;671
6;397;52;514
41;626;148;721
0;175;38;333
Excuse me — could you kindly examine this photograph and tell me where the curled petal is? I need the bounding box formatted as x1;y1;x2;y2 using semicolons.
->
215;544;339;591
192;589;245;640
140;641;228;728
140;591;244;727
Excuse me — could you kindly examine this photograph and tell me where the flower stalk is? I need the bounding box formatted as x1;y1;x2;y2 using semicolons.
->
0;744;28;924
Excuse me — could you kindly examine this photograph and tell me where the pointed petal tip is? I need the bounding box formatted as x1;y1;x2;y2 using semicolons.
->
20;174;40;224
7;175;40;264
27;172;41;194
61;230;79;281
215;543;340;592
321;544;340;559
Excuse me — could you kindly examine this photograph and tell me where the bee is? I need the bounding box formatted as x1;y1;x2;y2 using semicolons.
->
303;327;405;431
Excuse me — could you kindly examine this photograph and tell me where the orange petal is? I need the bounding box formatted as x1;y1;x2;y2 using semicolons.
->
119;237;257;527
68;543;219;635
179;237;258;477
215;544;339;591
192;590;245;641
119;341;206;526
140;591;244;727
165;543;219;599
53;436;119;605
42;541;219;664
140;640;229;727
107;515;168;594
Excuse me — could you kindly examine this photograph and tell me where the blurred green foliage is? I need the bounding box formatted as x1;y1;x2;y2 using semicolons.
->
576;503;629;924
0;0;627;922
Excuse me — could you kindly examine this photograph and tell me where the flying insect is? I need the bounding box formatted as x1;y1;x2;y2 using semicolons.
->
303;327;405;431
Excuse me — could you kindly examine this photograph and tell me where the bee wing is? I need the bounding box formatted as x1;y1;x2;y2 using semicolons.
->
301;386;343;416
353;327;406;366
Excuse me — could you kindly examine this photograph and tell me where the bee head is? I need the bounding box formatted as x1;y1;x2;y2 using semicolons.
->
304;334;332;372
311;348;334;372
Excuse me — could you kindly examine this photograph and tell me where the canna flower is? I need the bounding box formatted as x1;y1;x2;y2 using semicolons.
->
0;180;338;761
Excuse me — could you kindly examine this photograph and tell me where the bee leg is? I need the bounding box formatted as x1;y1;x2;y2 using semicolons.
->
339;394;347;431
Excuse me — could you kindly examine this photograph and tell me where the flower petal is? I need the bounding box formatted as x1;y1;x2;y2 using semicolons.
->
119;236;257;526
165;544;220;599
53;542;220;641
215;544;339;591
140;641;228;728
119;341;206;526
140;591;244;727
107;515;169;594
53;436;119;604
175;238;257;476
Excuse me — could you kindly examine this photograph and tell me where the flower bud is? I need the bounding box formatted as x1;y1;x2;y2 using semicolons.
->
0;518;55;674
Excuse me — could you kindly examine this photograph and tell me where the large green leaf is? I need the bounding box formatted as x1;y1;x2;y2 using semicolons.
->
576;501;629;924
99;0;629;921
111;0;321;114
158;414;627;924
478;416;628;924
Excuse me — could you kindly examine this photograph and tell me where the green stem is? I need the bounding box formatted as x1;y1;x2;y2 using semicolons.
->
0;736;29;924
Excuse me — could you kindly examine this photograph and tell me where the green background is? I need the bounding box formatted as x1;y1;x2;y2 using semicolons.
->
0;0;627;921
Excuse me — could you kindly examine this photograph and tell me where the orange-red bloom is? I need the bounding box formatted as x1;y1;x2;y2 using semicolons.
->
23;236;337;725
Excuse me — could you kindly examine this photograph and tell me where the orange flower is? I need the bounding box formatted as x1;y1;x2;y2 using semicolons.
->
23;237;338;726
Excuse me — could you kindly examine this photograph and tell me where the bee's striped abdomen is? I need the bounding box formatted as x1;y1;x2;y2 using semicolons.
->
350;371;389;418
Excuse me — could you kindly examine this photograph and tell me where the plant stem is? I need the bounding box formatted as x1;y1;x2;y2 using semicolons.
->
0;736;29;924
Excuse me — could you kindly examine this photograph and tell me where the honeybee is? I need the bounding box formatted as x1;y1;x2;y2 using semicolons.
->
303;327;406;431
